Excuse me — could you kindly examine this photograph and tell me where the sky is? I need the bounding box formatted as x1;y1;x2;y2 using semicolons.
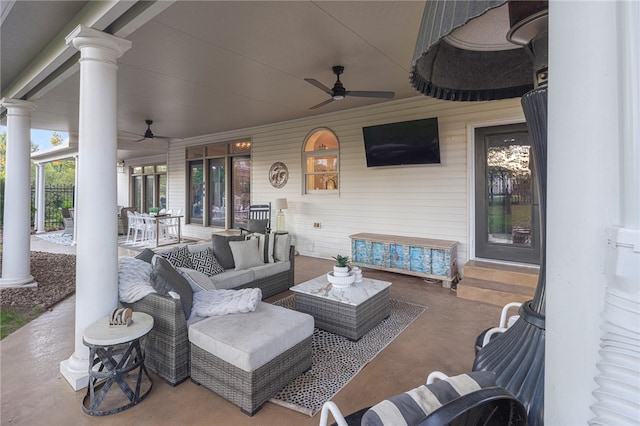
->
0;125;69;151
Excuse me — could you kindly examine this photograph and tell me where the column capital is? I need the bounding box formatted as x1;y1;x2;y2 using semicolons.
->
0;98;37;115
65;25;132;61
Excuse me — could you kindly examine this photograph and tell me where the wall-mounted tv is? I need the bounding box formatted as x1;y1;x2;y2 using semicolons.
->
362;117;440;167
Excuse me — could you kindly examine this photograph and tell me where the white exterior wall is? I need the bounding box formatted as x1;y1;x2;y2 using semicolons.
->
168;96;524;271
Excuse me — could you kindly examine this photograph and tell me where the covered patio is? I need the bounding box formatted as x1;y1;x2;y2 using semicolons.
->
1;236;500;425
1;1;638;424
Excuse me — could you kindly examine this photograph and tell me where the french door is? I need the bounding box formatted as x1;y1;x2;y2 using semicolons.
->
208;158;225;227
189;161;204;224
475;123;540;264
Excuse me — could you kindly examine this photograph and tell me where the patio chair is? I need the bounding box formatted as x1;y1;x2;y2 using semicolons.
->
239;203;271;235
125;211;144;245
319;371;527;426
60;207;74;236
475;302;522;354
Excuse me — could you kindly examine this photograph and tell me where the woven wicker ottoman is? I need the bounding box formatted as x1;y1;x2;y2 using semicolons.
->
188;302;313;416
291;275;391;340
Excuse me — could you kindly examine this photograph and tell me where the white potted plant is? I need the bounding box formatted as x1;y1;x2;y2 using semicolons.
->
332;255;350;277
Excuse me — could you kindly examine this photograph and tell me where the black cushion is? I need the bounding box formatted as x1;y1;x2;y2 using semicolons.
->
212;234;244;269
247;218;269;233
135;248;156;264
150;256;193;319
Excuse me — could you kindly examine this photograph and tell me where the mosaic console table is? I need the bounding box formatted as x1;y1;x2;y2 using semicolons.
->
350;233;458;288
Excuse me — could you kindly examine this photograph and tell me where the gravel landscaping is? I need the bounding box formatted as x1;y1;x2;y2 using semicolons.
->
0;251;76;309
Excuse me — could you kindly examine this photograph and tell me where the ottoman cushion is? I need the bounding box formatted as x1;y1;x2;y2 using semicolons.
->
188;302;313;372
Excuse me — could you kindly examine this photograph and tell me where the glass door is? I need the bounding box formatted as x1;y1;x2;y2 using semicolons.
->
133;176;142;212
144;175;155;213
475;123;540;264
231;156;251;229
189;161;204;224
208;158;226;227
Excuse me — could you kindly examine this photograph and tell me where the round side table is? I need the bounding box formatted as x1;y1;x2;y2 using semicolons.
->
82;311;154;416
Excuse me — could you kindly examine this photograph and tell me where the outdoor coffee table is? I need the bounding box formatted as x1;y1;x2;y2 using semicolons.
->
82;312;154;416
290;275;391;340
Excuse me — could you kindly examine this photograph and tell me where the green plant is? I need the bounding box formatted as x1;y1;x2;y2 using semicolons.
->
332;254;350;267
149;206;160;214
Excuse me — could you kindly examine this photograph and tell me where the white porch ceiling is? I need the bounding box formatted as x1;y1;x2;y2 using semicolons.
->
1;1;427;159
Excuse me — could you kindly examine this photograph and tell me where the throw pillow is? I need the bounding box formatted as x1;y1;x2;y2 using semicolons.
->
245;232;272;263
273;232;291;262
212;234;244;269
267;231;275;263
229;238;264;270
135;248;156;264
159;245;193;269
177;267;214;292
189;247;224;276
150;255;193;319
361;371;497;426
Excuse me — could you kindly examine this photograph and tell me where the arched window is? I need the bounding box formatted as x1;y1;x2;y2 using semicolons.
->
303;128;339;193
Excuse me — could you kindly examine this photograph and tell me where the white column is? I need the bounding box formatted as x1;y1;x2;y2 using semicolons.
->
72;154;79;245
546;2;625;424
59;25;131;391
35;163;46;234
0;98;37;288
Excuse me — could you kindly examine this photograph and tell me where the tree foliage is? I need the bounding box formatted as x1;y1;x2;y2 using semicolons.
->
487;145;531;177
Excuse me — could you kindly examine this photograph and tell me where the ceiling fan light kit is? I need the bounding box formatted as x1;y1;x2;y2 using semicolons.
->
305;65;394;109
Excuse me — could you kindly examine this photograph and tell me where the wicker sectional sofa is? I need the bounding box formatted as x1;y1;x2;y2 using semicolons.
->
122;237;297;387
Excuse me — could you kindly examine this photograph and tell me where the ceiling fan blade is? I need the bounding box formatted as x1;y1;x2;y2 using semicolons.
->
304;78;333;95
309;98;335;110
346;90;395;99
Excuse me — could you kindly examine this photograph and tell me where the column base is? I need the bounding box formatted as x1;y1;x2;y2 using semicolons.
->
60;358;90;391
0;276;37;288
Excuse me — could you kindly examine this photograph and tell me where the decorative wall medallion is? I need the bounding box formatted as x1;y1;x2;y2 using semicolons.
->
269;162;289;188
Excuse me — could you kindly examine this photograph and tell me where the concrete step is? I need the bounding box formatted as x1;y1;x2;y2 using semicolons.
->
463;260;539;289
456;277;535;307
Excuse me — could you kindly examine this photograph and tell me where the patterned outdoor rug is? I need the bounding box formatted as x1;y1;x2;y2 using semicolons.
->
269;295;426;416
35;231;73;246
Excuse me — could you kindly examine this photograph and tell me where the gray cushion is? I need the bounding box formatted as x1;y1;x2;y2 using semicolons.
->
135;248;156;264
189;247;224;276
176;267;215;292
273;233;291;262
246;218;269;233
188;302;314;371
207;269;255;290
150;256;193;319
251;261;289;280
361;371;497;426
229;238;264;270
159;245;193;269
212;234;244;269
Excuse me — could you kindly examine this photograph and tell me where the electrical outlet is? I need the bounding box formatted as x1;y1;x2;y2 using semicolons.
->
313;222;321;228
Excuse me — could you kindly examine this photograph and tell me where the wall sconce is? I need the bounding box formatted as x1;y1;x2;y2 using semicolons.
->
273;198;288;233
116;161;125;173
235;141;251;150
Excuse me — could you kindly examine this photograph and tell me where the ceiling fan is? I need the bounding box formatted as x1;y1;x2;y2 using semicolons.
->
304;65;395;110
130;120;176;142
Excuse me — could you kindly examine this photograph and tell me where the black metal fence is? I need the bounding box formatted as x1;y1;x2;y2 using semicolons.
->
30;185;75;230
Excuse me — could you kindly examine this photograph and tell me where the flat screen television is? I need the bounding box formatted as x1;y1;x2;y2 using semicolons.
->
362;117;440;167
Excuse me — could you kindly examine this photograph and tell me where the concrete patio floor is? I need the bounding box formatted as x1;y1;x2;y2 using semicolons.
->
1;236;501;425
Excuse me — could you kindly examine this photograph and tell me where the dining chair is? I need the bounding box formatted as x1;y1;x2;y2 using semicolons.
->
141;214;157;247
125;211;143;245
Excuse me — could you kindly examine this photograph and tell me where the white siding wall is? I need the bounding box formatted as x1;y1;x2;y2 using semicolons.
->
166;96;524;273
